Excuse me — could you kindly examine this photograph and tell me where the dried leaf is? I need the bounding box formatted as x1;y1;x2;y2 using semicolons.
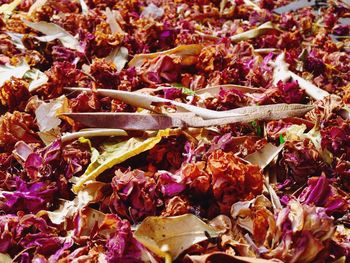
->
105;7;124;35
285;124;333;163
35;96;69;144
141;3;164;19
6;32;25;50
231;195;272;233
0;60;30;87
27;0;47;16
134;214;218;259
73;129;173;192
128;44;203;68
23;20;83;52
13;141;33;163
243;0;263;11
0;0;21;14
185;252;282;263
254;48;279;54
219;0;228;14
65;88;313;121
230;22;278;42
35;95;69;132
64;87;242;119
48;181;106;225
38;127;61;145
193;104;313;126
76;207;107;236
62;112;186;130
272;53;290;84
267;183;282;211
196;85;262;98
0;253;12;263
209;215;232;234
25;68;49;92
62;105;313;130
244;143;284;169
289;71;330;100
61;128;128;143
106;46;128;72
273;53;329;100
79;0;88;15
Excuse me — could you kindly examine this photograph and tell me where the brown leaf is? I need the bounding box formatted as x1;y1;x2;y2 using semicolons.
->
134;214;218;260
244;143;283;169
64;88;313;121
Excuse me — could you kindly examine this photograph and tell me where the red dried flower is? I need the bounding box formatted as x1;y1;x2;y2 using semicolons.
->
206;150;263;214
0;111;40;151
0;78;30;112
182;162;211;197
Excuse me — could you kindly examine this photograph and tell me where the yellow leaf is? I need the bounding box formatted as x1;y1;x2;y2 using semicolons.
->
73;129;171;193
0;0;22;14
0;253;12;263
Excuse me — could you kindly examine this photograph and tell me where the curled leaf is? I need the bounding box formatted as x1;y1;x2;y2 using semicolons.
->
196;85;262;99
134;214;218;259
35;96;69;132
273;53;329;100
23;20;83;52
25;68;49;92
231;195;272;234
230;22;278;42
61;128;128;143
244;143;284;169
65;87;242;119
73;129;173;192
62;105;313;130
106;46;128;72
79;0;88;15
6;32;25;50
0;60;30;87
202;104;313;124
47;181;106;225
254;48;279;54
38;127;61;145
0;0;21;14
244;0;263;11
129;44;203;68
64;88;313;120
289;71;329;100
285;124;333;163
105;7;124;35
27;0;47;16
